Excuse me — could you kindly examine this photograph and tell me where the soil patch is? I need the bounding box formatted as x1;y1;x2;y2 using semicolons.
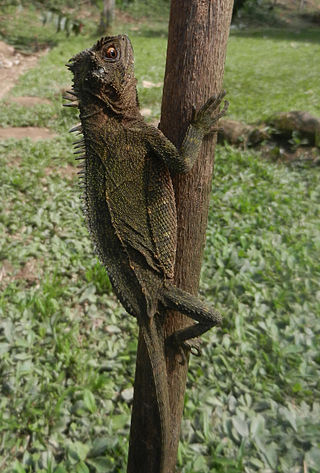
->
7;154;22;167
7;96;52;106
0;40;56;140
0;40;49;100
44;164;77;180
0;127;57;141
15;258;43;286
0;257;42;289
57;164;77;180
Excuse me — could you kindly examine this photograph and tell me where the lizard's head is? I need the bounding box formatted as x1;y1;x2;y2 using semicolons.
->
67;35;136;104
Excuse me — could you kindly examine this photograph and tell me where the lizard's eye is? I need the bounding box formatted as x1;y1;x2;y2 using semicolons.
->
105;46;118;60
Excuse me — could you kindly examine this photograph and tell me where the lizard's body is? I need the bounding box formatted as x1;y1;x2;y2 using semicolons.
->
66;35;227;473
82;110;174;312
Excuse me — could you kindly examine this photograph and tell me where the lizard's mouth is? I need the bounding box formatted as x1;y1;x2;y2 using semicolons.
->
67;53;105;100
92;67;106;80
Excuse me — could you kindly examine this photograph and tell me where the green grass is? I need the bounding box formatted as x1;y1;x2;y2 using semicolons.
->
0;4;64;53
0;4;320;473
225;29;320;123
118;0;170;20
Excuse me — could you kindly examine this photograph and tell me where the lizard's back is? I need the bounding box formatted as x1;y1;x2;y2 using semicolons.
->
82;116;177;319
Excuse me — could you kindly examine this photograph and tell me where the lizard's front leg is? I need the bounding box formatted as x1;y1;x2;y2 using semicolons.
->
146;90;228;174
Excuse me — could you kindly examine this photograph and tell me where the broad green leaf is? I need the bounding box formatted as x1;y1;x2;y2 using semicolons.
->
87;457;113;473
250;414;265;438
76;461;90;473
54;466;68;473
83;389;97;413
88;437;110;458
112;414;129;430
193;455;207;471
0;343;10;355
232;416;249;438
305;447;320;469
279;406;297;432
68;442;90;462
13;462;26;473
263;442;278;469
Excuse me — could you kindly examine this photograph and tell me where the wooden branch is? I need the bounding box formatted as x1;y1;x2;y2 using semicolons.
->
127;1;233;472
219;112;320;147
218;119;270;146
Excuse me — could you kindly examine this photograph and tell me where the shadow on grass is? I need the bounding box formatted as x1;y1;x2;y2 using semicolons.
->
129;22;168;39
139;27;168;39
230;27;320;44
3;36;59;54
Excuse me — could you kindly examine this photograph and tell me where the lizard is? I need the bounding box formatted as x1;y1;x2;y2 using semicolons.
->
65;34;228;473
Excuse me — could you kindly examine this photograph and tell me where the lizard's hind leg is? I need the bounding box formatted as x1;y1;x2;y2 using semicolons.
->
161;285;222;353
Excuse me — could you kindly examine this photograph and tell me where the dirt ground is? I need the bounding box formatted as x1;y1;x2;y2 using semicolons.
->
0;126;56;141
0;40;56;140
0;40;48;100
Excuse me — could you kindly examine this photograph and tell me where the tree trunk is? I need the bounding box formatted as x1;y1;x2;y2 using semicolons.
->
99;0;115;33
127;1;233;472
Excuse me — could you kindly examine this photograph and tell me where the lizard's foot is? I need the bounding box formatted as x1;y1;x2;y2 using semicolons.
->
182;339;202;357
166;333;202;364
193;90;229;135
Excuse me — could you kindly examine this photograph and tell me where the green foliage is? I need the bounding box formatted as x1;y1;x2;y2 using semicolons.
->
42;9;82;37
117;0;170;19
0;101;57;128
85;262;112;295
232;0;285;26
195;146;320;472
232;0;248;20
0;4;319;473
0;5;61;53
225;29;320;123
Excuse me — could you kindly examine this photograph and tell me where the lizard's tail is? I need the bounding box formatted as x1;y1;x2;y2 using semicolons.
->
140;317;170;473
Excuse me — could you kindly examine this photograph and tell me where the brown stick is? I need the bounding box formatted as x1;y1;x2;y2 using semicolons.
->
127;1;233;472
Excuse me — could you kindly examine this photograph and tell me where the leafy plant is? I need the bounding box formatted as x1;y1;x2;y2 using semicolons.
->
42;9;83;36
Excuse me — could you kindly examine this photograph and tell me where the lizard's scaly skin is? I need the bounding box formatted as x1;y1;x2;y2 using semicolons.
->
66;35;227;473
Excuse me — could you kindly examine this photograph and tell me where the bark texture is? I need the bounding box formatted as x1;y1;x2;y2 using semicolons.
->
128;1;233;472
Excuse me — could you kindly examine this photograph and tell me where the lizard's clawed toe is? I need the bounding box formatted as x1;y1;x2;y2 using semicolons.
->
182;339;202;357
166;333;202;363
192;90;228;134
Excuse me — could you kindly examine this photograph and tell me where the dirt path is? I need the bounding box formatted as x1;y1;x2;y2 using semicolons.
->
0;40;57;140
0;41;49;100
0;126;56;141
